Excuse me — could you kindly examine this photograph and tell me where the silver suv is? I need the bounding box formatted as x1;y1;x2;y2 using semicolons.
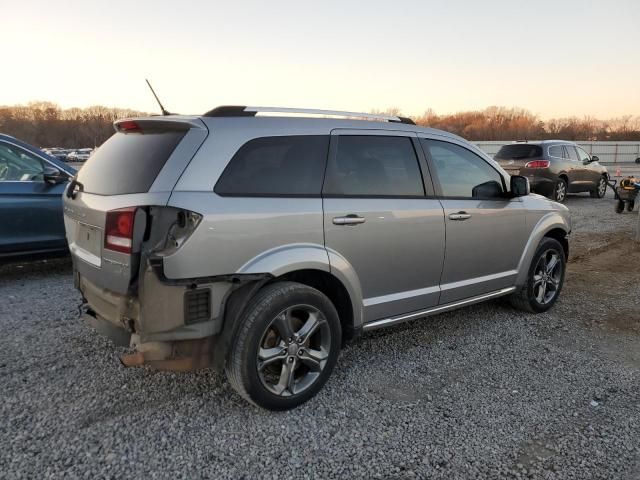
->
64;106;571;410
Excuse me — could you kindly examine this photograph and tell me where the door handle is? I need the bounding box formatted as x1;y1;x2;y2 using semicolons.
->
333;215;366;225
448;211;471;221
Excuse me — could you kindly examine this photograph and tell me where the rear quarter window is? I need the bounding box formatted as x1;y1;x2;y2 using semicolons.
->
76;131;185;195
214;135;329;196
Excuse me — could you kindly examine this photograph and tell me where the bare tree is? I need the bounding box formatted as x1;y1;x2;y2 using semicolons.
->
0;102;147;147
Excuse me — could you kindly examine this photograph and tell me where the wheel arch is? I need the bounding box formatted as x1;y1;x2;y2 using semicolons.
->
543;227;569;260
235;243;363;335
236;243;332;278
515;213;570;286
276;269;358;343
211;245;362;371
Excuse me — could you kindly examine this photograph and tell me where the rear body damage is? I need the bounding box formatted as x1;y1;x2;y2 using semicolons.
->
74;204;270;372
62;116;246;372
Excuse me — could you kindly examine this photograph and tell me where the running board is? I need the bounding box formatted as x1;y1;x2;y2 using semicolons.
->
362;287;516;331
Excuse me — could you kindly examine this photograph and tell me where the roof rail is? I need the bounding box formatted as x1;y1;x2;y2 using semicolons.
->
203;105;415;125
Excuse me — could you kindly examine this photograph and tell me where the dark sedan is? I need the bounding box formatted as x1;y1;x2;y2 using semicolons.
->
495;140;608;203
0;134;76;260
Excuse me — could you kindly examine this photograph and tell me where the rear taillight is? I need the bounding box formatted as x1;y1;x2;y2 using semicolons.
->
105;207;137;253
525;160;550;169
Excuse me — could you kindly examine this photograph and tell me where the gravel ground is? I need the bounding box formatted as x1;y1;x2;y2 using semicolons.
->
1;191;639;479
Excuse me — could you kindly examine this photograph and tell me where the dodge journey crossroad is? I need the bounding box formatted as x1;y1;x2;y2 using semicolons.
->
64;106;571;410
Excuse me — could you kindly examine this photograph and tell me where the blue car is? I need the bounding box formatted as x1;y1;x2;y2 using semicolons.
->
0;134;76;260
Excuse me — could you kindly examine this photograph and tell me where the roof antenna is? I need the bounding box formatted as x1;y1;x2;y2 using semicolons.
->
145;79;172;116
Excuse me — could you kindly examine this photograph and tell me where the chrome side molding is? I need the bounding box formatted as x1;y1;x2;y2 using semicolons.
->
362;287;516;331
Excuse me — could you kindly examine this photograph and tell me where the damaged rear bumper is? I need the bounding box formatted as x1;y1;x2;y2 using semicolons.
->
81;309;213;371
77;259;270;372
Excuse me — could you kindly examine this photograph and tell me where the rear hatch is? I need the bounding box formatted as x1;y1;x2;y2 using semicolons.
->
63;117;208;295
494;144;544;175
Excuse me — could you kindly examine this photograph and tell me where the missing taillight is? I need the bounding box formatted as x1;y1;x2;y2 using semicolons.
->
164;210;202;252
105;207;137;253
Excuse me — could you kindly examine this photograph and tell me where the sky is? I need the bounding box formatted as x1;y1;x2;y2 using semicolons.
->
2;0;639;119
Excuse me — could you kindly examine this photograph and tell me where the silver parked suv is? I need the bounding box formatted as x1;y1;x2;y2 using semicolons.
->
64;106;571;410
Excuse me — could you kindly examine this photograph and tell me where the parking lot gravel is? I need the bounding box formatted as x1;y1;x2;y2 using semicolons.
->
1;191;639;479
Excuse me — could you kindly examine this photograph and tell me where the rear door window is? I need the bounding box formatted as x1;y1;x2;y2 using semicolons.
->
549;145;565;158
323;135;424;197
214;135;329;196
76;131;185;195
0;143;44;182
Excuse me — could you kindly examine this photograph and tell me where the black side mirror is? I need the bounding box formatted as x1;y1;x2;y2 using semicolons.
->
472;180;503;199
43;165;66;184
590;155;599;163
510;175;530;197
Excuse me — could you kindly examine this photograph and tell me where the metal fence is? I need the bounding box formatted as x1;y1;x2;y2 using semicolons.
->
474;141;640;164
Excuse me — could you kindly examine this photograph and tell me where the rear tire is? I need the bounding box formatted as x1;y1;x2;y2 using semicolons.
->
553;178;568;203
615;200;625;214
226;281;341;410
509;237;566;313
627;200;635;212
590;176;607;198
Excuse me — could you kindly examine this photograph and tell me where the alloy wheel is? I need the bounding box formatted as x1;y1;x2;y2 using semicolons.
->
555;181;567;202
256;305;331;397
597;177;607;197
532;249;563;305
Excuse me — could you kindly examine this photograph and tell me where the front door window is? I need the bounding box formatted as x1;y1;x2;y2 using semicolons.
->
0;143;44;182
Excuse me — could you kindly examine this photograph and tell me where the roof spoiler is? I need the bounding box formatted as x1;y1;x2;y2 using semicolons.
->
113;117;204;133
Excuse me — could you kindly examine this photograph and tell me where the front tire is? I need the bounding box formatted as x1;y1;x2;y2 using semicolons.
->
509;237;566;313
226;282;341;410
615;200;625;214
553;178;568;203
627;200;635;212
590;176;607;198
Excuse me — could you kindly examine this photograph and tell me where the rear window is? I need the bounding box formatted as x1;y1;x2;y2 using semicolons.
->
76;131;185;195
214;135;329;196
495;144;543;160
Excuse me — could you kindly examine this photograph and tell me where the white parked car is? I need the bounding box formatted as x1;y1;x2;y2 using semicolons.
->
67;149;93;162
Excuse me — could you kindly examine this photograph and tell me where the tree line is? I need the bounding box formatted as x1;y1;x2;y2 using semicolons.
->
0;102;147;148
1;102;639;148
382;106;640;141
